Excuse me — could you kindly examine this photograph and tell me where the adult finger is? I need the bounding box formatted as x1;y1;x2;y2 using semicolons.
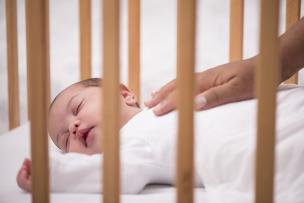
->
144;79;176;108
152;91;177;116
194;81;243;110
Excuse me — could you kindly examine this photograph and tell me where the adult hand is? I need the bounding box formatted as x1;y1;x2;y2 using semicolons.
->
144;57;257;116
145;18;304;116
16;158;32;192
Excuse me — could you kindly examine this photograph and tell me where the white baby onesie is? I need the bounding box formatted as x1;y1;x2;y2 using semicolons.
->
50;107;204;194
50;86;304;201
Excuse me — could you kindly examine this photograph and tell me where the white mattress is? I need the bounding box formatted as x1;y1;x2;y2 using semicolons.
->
1;85;304;203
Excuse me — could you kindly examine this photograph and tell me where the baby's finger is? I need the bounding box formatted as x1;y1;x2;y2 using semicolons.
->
24;158;31;167
24;159;31;173
17;168;27;188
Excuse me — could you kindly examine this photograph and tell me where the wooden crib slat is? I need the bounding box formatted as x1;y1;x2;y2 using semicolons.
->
102;0;120;202
283;0;300;84
229;0;244;62
176;0;196;203
6;0;20;130
79;0;92;80
25;0;50;202
255;0;279;203
128;0;141;103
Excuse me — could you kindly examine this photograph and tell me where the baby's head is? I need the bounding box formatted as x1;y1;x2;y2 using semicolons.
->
48;78;141;155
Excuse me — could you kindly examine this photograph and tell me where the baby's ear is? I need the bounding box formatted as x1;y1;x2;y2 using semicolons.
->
121;90;138;107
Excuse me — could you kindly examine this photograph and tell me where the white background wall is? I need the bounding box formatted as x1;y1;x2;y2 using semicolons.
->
0;0;303;134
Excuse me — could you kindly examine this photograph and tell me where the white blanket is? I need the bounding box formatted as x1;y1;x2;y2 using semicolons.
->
195;86;304;203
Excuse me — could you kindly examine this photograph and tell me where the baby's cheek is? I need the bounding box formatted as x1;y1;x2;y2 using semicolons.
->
91;138;102;154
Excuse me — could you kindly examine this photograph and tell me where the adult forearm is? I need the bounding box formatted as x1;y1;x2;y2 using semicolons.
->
279;17;304;81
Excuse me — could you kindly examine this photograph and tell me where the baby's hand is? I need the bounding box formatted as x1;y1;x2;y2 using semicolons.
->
16;158;32;192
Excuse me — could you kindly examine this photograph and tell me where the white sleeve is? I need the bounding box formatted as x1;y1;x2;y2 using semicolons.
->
49;148;156;194
50;152;102;193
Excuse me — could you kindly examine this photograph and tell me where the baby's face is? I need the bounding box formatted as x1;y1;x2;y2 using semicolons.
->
48;85;103;154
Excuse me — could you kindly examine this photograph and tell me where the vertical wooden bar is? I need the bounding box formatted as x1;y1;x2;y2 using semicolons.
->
6;0;20;129
26;3;50;121
284;0;300;84
25;0;50;203
128;0;140;102
176;0;196;203
102;0;120;202
229;0;244;62
79;0;92;80
255;0;279;203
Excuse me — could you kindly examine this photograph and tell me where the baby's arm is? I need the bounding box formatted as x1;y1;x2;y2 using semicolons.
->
16;151;151;193
50;151;152;193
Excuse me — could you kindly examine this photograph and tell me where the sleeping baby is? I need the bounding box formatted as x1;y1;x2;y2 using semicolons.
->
16;78;304;200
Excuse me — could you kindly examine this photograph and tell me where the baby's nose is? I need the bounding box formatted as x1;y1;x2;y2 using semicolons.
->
69;120;80;136
73;124;79;134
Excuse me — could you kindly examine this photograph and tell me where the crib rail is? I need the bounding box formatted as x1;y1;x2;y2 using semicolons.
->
3;0;302;203
79;0;92;80
102;0;121;202
25;0;50;203
128;0;141;103
176;0;196;202
229;0;244;61
5;0;20;130
255;0;279;202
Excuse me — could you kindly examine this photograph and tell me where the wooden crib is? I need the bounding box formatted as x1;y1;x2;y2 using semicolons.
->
4;0;301;202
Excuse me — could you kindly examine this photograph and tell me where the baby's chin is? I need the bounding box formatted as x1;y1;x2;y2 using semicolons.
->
85;139;102;155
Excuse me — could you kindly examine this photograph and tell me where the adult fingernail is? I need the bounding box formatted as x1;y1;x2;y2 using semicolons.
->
151;90;157;97
195;96;207;109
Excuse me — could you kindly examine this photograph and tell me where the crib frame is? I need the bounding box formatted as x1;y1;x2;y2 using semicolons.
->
4;0;302;203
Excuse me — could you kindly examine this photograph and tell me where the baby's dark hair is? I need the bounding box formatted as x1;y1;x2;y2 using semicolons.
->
49;78;139;110
77;77;102;87
49;78;102;110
